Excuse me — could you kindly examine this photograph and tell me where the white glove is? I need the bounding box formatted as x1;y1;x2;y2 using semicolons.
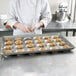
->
32;22;44;31
14;23;32;33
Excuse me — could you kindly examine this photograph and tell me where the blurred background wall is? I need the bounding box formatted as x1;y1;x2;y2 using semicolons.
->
0;0;69;14
0;0;75;22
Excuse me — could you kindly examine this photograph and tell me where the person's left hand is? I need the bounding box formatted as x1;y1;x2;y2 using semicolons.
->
32;22;44;31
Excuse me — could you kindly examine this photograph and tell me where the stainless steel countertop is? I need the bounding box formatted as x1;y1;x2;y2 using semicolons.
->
0;37;76;76
0;24;12;31
0;28;12;31
0;27;12;31
47;21;76;29
43;21;76;32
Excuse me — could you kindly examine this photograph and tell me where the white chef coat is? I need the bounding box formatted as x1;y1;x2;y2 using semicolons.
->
7;0;52;35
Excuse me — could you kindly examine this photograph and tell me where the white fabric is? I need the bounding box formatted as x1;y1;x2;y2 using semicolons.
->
7;0;51;35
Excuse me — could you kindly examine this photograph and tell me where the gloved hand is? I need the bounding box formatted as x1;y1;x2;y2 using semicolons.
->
32;22;44;31
14;23;32;33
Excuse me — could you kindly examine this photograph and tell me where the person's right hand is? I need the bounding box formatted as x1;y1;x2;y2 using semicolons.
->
14;23;32;33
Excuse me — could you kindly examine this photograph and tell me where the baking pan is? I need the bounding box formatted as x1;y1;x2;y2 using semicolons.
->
1;33;75;57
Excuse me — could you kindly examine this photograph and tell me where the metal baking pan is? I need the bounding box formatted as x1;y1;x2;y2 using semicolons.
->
1;33;75;57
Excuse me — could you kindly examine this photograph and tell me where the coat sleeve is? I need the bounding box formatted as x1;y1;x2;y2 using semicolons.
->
40;0;52;28
7;0;17;28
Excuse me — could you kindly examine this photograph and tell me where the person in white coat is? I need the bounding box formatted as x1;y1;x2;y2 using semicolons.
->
7;0;52;35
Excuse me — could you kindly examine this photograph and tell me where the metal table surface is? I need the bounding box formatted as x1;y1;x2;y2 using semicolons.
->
43;21;76;36
0;25;13;36
0;23;12;31
0;37;76;76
